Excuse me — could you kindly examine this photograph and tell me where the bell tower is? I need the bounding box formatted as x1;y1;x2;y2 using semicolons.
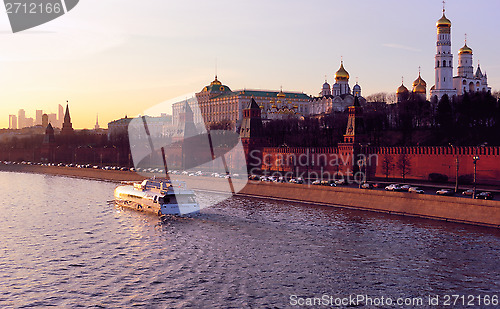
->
430;2;457;100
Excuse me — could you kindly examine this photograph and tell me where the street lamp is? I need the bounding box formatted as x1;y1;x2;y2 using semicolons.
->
357;158;366;188
449;144;459;193
473;156;480;199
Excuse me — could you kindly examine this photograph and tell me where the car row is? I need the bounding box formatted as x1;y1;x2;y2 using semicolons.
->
384;184;425;194
435;188;495;199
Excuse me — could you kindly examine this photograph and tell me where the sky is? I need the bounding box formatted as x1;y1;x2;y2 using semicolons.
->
0;0;499;129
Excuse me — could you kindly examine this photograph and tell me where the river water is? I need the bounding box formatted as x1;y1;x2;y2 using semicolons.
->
0;172;499;308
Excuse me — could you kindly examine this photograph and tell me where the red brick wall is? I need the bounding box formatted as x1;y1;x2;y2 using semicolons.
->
373;146;500;184
258;146;500;185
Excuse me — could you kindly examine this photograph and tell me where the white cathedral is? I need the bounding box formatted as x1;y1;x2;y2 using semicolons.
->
310;60;366;114
430;6;491;100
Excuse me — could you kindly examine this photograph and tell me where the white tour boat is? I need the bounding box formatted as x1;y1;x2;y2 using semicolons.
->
114;178;199;215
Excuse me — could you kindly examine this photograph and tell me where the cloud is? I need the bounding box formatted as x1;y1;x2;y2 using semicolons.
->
383;43;421;52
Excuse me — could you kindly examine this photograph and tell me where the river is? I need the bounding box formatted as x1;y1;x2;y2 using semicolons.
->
0;172;499;308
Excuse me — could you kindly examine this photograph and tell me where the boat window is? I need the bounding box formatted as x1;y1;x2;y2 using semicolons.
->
179;195;196;204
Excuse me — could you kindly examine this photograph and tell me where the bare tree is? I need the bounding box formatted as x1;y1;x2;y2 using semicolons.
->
366;92;387;103
382;154;392;180
492;90;500;100
386;92;398;105
397;153;412;180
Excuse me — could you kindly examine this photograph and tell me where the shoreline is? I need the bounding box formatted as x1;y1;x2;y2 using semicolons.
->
1;164;499;229
0;164;146;183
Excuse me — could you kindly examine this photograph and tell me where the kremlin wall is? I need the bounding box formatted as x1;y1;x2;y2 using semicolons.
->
256;145;500;185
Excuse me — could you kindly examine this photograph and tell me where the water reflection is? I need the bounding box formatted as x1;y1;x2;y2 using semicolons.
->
0;172;499;308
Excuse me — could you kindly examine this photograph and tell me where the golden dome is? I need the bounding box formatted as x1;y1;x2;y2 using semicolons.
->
335;61;349;80
413;74;427;88
277;89;286;98
414;83;426;94
210;75;222;86
397;84;409;94
459;43;473;55
437;13;451;27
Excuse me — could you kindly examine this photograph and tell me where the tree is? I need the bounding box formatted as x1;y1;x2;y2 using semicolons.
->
397;153;411;180
366;92;387;103
386;92;397;105
436;94;453;132
209;119;233;131
382;154;392;180
492;90;500;100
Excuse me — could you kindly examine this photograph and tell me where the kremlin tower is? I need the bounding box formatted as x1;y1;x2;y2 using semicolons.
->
61;103;74;136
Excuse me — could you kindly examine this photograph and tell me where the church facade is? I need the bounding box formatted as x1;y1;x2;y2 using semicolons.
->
309;60;366;114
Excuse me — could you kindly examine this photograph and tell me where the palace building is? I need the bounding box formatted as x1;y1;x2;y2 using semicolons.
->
172;76;311;129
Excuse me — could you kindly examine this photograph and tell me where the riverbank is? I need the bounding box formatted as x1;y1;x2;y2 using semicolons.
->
1;164;499;228
0;164;145;183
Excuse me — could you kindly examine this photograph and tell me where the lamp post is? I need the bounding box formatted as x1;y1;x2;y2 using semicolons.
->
473;156;480;199
357;158;366;188
449;144;459;193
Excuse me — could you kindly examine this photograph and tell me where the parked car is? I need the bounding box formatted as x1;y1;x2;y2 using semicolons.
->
408;187;425;194
289;177;304;184
311;180;321;185
436;188;455;196
361;182;373;189
335;179;347;186
400;184;412;191
475;192;494;200
462;189;474;196
320;180;335;186
385;184;402;191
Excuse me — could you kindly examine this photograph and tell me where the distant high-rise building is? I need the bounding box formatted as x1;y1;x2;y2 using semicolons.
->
42;114;49;128
25;117;34;127
36;110;43;126
58;104;64;128
18;109;26;129
61;103;74;135
9;115;17;129
48;113;58;127
94;114;100;130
